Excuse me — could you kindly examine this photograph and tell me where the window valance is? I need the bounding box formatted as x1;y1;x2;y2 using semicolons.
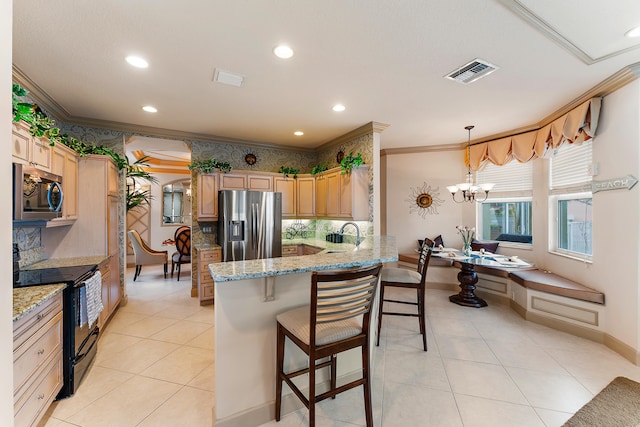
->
468;97;601;170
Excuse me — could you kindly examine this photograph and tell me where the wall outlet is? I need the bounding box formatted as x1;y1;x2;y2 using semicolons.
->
202;226;213;233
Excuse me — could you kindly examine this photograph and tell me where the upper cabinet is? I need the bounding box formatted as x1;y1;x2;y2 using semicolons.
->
12;121;52;172
50;143;79;221
195;167;368;222
316;166;369;221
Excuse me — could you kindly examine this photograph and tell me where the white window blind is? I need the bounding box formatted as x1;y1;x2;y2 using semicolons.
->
476;160;532;195
550;140;592;191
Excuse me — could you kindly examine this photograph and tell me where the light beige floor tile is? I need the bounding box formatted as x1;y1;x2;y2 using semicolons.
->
185;305;215;324
444;359;528;404
383;349;450;391
140;345;214;384
187;362;215;391
382;380;463;426
49;366;133;419
37;417;77;427
150;319;212;344
485;339;569;374
108;315;179;338
97;338;180;374
104;311;148;332
436;335;500;364
117;299;173;316
506;367;593;412
137;386;214;427
65;376;181;427
186;325;215;349
455;394;545;427
94;332;142;364
546;346;640;380
258;409;305;427
153;301;204;320
301;413;365;426
314;379;383;426
534;407;573;427
429;315;482;338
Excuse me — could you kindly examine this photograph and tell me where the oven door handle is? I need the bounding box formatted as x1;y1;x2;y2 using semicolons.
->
74;327;99;363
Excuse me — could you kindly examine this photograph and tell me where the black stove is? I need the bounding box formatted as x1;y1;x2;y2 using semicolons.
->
14;264;98;288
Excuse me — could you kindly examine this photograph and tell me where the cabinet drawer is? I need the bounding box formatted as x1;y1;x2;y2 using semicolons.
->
282;245;299;257
14;293;63;350
14;311;63;398
199;249;220;262
14;353;62;427
202;284;214;298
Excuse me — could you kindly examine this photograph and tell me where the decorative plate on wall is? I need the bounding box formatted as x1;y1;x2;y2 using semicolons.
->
244;153;258;167
406;182;444;218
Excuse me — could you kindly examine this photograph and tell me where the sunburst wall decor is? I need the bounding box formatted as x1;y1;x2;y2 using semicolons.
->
406;182;444;218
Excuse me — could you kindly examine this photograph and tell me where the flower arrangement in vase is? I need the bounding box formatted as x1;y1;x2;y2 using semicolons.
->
456;225;475;256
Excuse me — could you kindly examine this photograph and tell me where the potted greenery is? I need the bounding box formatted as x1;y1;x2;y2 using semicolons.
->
188;158;232;174
310;162;329;175
339;152;364;174
279;166;299;179
126;156;158;211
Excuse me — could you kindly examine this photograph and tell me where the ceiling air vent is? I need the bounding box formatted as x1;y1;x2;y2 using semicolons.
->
213;68;244;87
445;59;498;84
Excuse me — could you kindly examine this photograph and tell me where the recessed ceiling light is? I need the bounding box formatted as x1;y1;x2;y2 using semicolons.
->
294;131;304;136
142;106;157;113
273;45;294;59
126;55;149;68
332;104;346;112
625;26;640;38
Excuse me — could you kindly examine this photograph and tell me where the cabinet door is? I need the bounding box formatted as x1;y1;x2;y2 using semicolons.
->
51;147;65;177
274;177;296;218
31;137;52;172
197;173;218;220
325;171;341;216
219;173;247;190
315;174;327;217
247;174;273;191
11;122;31;165
107;161;119;196
296;176;315;217
339;172;352;218
64;152;79;219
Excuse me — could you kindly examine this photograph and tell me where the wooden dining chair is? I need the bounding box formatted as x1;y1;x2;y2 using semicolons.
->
275;263;383;427
171;226;191;281
376;240;432;351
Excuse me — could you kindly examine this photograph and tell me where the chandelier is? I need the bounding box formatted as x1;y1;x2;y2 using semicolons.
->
446;125;494;203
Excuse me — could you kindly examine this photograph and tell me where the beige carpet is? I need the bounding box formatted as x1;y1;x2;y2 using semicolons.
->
563;377;640;426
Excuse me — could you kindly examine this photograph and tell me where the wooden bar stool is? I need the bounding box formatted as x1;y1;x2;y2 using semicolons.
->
376;241;432;351
275;263;383;427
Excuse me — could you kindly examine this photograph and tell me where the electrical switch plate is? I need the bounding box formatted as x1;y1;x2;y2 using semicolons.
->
202;226;212;233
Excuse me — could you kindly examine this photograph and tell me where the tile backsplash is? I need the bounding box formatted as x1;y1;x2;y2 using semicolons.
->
13;227;45;267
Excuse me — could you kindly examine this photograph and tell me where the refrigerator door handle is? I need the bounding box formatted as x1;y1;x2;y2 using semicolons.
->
252;203;259;257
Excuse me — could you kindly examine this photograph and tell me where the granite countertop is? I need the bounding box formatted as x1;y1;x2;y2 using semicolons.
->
13;284;66;322
23;255;110;270
208;235;398;282
193;243;222;251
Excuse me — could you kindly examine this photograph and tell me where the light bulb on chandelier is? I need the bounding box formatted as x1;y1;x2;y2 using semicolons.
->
446;125;494;203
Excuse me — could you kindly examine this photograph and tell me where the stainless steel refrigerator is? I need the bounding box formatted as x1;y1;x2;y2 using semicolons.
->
218;190;282;262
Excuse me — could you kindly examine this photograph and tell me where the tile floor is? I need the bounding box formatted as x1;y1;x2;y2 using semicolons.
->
39;264;640;426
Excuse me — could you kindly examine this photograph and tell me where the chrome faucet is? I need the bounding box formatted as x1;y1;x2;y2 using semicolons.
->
339;222;361;246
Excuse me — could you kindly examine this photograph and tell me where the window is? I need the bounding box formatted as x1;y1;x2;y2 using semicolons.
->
549;141;592;258
477;160;533;244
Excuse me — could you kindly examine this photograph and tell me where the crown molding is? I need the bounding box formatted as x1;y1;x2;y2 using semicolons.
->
498;0;640;65
384;62;640;155
132;150;191;168
316;121;389;152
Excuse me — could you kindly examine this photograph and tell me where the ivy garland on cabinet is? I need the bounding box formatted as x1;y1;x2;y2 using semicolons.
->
12;83;157;211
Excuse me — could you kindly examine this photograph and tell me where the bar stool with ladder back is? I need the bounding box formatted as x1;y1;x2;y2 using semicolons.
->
275;263;383;427
376;239;432;351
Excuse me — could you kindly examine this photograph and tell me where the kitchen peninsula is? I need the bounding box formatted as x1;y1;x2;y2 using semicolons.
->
209;235;397;427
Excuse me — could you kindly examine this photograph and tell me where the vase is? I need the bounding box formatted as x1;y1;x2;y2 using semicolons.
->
462;244;472;257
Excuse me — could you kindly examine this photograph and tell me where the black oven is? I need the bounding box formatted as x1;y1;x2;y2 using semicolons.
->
15;264;100;399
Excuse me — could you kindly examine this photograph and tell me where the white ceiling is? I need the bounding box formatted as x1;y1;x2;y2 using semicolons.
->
12;0;640;151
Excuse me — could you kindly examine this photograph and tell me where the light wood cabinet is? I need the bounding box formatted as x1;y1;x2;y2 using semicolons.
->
12;121;52;172
296;176;315;217
197;247;221;305
197;173;219;221
13;292;63;427
50;143;79;221
315;166;369;220
282;245;299;257
274;177;296;218
219;173;247;190
247;174;273;191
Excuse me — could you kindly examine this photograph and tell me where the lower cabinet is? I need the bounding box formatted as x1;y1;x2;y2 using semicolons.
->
98;257;121;329
13;293;63;427
197;247;222;305
282;244;323;256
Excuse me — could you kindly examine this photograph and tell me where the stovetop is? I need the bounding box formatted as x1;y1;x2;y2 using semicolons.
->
14;264;98;288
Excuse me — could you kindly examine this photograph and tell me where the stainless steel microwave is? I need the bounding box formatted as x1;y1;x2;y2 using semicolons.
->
13;163;64;221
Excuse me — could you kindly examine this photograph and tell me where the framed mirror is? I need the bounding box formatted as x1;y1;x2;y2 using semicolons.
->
162;179;191;225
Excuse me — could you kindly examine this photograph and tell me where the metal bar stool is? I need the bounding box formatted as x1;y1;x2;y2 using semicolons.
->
376;241;432;351
275;263;383;427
